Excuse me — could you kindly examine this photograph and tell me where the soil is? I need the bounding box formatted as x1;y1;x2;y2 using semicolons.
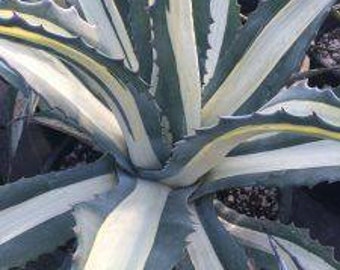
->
217;187;279;221
311;27;340;78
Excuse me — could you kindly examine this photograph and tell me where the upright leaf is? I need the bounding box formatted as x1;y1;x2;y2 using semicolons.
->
150;0;201;139
192;196;248;270
202;0;336;126
204;0;241;85
191;0;212;83
83;179;171;270
129;0;153;82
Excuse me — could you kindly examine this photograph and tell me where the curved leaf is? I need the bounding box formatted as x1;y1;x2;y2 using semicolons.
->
193;82;340;195
227;81;340;157
33;114;92;146
192;140;340;199
69;0;138;71
0;40;131;169
0;14;167;168
216;201;340;270
0;59;37;161
0;0;98;45
142;111;340;187
261;81;340;127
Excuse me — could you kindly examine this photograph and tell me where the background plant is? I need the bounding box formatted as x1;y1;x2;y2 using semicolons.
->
0;0;340;269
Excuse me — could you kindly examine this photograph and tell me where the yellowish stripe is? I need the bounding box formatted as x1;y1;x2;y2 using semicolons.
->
0;24;160;168
0;25;112;82
164;123;340;187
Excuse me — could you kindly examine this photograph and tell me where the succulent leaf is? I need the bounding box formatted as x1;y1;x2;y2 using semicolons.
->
150;0;201;140
0;59;37;161
191;82;340;197
0;40;131;168
191;196;248;270
0;0;339;269
191;0;212;83
0;158;115;269
144;187;194;269
0;157;114;210
72;172;136;270
128;0;153;83
202;0;336;126
203;0;241;85
33;114;92;146
0;0;97;44
142;110;340;187
186;204;225;270
229;132;319;157
0;13;167;169
194;140;340;200
261;81;340;127
66;0;138;71
216;201;340;269
83;179;170;269
74;173;194;270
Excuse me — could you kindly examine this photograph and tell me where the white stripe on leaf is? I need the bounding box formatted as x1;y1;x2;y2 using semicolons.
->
84;180;170;270
221;219;336;270
0;174;114;245
74;0;138;71
202;0;334;125
207;140;340;181
0;40;127;155
204;0;230;85
187;206;224;270
166;0;202;134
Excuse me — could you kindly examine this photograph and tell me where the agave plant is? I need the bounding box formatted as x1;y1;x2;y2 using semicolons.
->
1;0;340;269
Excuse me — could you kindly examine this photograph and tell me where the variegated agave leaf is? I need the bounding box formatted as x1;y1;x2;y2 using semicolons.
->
0;0;340;269
0;157;115;269
0;59;38;171
215;200;340;270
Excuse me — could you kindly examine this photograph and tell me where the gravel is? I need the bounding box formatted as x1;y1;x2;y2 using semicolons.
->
311;27;340;77
217;186;280;220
